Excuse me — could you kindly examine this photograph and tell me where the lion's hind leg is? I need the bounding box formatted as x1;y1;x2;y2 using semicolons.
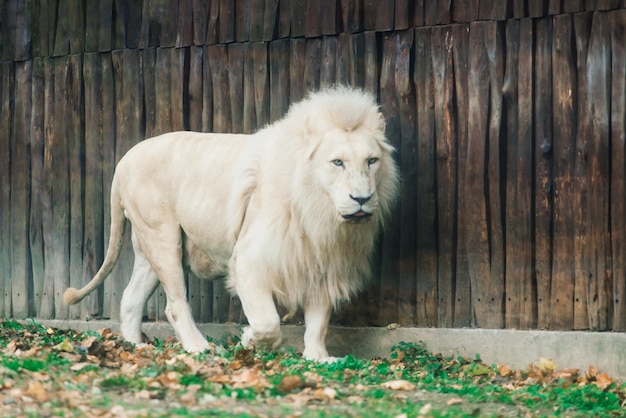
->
120;230;160;345
131;219;211;353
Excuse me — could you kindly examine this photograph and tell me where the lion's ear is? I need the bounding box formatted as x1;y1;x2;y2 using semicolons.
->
376;111;386;133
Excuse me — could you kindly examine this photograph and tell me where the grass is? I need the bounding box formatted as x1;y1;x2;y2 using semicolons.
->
0;319;625;417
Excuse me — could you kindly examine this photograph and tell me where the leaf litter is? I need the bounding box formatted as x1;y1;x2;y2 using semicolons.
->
1;320;625;417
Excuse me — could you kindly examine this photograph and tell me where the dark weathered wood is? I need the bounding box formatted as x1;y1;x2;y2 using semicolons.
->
208;44;232;132
29;58;46;317
303;37;322;92
479;0;510;20
289;39;306;103
10;61;32;317
430;25;456;328
534;17;553;330
394;0;411;29
517;19;535;329
85;0;112;52
177;0;194;47
278;0;292;38
413;0;424;26
363;31;378;95
81;53;106;319
610;10;626;331
205;0;220;45
583;12;612;330
228;43;245;133
192;0;210;45
123;0;142;48
587;0;621;10
269;39;290;124
572;12;592;330
414;27;438;327
290;0;306;37
513;0;527;18
67;55;85;320
451;23;472;327
188;47;204;131
201;46;214;132
39;58;56;319
504;19;535;329
0;63;12;316
320;36;338;87
322;0;338;35
551;14;577;330
452;0;478;22
423;0;437;25
263;0;280;40
243;43;257;133
528;0;548;17
252;42;270;128
548;0;561;14
465;21;505;329
219;0;235;43
378;32;402;326
394;30;419;326
112;0;126;50
563;1;584;13
50;57;71;319
503;19;521;329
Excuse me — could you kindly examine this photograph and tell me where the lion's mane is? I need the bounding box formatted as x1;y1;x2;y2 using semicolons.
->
226;87;400;316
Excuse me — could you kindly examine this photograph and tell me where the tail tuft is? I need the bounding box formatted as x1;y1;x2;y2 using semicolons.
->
63;288;83;305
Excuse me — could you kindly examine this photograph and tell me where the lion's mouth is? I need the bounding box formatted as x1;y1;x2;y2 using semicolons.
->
342;210;373;223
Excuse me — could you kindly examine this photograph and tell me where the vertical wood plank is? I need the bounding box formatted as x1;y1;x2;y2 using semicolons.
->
451;23;472;327
289;39;306;104
503;19;521;329
124;0;142;49
551;14;576;330
465;21;505;329
430;26;456;328
99;53;117;320
220;0;235;43
188;47;204;132
192;0;210;45
583;12;612;330
320;36;338;88
51;57;71;319
67;54;85;320
517;19;536;328
303;38;322;92
228;43;245;133
340;0;363;33
611;10;626;331
363;32;378;95
11;61;32;318
177;0;194;47
534;17;553;330
252;42;270;128
264;0;280;40
82;53;106;319
39;58;55;319
243;43;257;134
378;32;401;326
572;13;592;330
394;30;419;326
269;39;290;124
410;27;437;327
29;58;46;317
0;63;12;316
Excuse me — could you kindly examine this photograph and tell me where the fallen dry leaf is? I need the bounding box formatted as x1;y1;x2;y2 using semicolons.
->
277;374;304;393
382;380;416;391
446;397;463;406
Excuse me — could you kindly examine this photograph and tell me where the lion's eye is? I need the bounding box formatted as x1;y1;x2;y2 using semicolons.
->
331;159;344;167
367;157;379;166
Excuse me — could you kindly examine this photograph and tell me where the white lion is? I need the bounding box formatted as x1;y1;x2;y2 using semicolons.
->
64;87;399;361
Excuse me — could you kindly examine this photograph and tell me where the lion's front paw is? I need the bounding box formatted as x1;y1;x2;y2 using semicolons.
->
182;340;212;353
241;326;282;350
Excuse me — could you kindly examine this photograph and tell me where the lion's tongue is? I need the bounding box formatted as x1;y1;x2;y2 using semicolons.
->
354;210;367;217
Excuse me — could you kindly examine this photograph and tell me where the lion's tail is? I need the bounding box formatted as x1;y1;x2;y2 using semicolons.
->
63;178;127;305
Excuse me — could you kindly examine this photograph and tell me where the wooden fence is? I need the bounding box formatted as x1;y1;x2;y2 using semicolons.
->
1;0;626;332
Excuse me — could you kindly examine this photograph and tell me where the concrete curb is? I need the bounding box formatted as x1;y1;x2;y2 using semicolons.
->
32;319;626;379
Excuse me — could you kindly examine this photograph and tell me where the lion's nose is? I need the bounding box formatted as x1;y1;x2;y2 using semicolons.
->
349;194;373;205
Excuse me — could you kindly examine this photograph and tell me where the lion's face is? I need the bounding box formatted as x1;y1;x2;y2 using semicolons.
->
313;128;389;224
